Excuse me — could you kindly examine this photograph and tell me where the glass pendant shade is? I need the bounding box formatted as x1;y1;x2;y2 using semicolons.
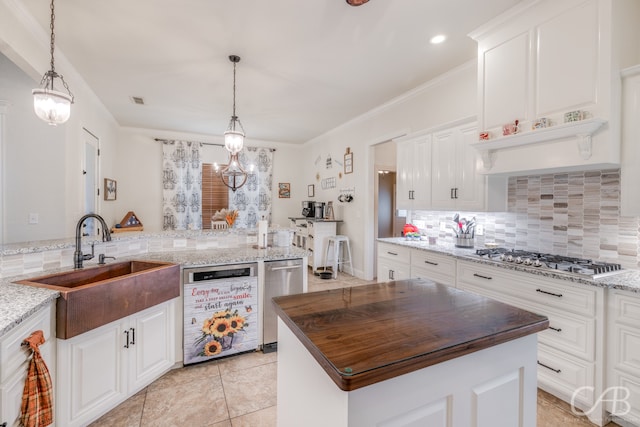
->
32;88;72;125
224;116;245;154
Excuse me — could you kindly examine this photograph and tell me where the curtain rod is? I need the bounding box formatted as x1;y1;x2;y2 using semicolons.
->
154;138;276;152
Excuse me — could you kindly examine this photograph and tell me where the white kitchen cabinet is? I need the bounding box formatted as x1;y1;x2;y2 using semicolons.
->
56;299;176;427
456;261;606;426
621;65;640;216
396;135;431;210
470;0;640;175
376;242;411;282
607;289;640;425
410;250;456;285
431;122;489;211
0;302;55;427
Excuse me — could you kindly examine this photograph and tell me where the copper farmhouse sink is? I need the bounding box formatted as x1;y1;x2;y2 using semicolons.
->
17;260;180;339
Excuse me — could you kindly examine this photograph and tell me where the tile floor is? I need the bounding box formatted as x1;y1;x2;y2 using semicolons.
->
90;270;622;427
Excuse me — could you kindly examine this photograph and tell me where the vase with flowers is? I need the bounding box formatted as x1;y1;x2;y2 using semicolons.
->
195;309;248;357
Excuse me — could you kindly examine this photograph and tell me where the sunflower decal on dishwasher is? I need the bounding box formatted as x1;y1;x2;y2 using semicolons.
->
195;309;248;356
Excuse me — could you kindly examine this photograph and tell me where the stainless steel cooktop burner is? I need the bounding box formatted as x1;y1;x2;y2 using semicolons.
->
475;248;623;279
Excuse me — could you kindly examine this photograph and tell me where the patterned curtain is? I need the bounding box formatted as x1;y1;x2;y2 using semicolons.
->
229;147;273;228
162;140;203;230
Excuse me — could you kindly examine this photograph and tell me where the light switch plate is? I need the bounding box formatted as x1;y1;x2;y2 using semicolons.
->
439;221;447;231
476;224;484;236
28;213;39;224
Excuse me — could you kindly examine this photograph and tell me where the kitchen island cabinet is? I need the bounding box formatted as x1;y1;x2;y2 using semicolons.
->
273;279;548;427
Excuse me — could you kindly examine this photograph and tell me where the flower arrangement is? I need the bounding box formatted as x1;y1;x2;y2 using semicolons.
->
195;309;248;356
211;208;239;228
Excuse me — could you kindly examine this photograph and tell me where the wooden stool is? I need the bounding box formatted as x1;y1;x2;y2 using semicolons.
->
323;235;353;279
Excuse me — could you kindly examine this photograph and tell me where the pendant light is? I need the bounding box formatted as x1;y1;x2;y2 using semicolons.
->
32;0;74;126
217;54;250;192
224;55;245;154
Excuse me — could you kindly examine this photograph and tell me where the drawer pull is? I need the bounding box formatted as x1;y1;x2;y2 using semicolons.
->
424;260;439;266
537;361;561;374
124;330;130;349
473;273;492;280
387;251;398;256
536;288;563;298
549;326;562;333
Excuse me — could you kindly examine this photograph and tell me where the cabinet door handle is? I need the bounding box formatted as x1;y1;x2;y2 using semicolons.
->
537;361;561;373
424;260;439;266
549;326;562;333
450;188;454;199
124;330;130;349
454;188;459;199
536;288;563;298
130;327;136;345
473;273;492;280
389;270;395;280
387;251;398;256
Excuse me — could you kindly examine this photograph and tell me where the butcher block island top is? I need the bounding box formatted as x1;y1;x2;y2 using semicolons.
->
273;278;548;391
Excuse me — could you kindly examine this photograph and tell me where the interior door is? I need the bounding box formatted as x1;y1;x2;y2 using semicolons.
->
83;128;100;236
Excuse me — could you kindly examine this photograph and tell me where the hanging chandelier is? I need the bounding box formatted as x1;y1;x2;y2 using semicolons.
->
218;55;249;192
32;0;74;126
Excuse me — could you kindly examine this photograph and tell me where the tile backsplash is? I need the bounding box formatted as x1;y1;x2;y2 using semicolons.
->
412;169;640;270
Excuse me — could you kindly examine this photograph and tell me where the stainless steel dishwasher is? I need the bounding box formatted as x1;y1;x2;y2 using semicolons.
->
263;258;304;352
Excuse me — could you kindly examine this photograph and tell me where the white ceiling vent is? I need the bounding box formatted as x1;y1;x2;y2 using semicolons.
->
130;96;145;105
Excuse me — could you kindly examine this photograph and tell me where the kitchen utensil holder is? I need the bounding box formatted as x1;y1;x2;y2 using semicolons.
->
455;234;474;248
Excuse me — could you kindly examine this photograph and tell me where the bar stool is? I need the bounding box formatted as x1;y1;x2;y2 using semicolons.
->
323;235;353;279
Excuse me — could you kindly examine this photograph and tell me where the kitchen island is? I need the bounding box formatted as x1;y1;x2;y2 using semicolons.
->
273;279;548;427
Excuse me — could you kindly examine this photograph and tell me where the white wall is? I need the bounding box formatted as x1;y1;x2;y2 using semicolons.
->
0;0;120;242
304;61;478;279
115;127;304;231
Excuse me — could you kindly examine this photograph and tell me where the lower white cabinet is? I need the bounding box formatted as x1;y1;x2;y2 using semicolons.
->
377;243;411;282
0;302;55;427
607;289;640;425
56;299;177;427
456;260;607;426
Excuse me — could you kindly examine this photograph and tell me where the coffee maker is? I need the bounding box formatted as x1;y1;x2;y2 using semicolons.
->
301;201;315;218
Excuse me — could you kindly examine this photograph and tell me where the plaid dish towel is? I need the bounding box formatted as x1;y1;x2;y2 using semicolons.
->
20;330;53;427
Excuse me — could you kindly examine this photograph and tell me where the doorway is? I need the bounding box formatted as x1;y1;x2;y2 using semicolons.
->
377;171;395;238
83;128;99;236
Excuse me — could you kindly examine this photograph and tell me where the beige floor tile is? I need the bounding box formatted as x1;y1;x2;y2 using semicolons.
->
88;388;146;427
216;349;277;373
221;362;277;418
147;360;220;392
230;405;277;427
141;374;228;427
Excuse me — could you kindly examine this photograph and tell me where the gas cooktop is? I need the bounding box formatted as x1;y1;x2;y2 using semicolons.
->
475;248;623;279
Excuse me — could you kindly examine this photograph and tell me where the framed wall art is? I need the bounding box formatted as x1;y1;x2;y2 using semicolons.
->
104;178;117;201
308;184;315;198
344;147;353;174
278;183;291;198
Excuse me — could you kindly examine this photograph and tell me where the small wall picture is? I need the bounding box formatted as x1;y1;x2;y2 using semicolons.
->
278;183;291;198
308;184;315;198
104;178;117;201
344;147;353;174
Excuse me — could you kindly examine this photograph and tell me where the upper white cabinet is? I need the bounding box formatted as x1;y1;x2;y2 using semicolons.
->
470;0;640;175
621;65;640;216
432;122;489;211
396;135;431;210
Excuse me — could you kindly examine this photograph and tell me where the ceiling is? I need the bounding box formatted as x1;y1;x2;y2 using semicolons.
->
20;0;522;144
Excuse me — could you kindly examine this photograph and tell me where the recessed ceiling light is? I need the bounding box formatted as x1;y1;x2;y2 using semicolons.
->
430;34;446;44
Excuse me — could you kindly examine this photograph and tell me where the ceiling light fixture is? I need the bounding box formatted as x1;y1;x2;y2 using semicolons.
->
346;0;370;5
224;55;245;155
430;34;447;44
32;0;74;126
218;54;251;192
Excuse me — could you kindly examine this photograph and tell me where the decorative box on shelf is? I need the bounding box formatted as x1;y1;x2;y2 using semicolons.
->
111;211;143;233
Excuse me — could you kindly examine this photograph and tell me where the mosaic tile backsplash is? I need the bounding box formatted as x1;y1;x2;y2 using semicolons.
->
412;169;640;269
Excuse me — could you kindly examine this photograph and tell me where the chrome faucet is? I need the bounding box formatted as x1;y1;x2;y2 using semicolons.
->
74;214;112;269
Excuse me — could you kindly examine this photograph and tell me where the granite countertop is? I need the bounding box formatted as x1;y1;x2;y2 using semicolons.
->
288;217;343;223
273;278;548;391
378;237;640;293
0;245;309;338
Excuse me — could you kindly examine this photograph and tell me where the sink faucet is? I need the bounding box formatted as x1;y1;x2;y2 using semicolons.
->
74;214;112;269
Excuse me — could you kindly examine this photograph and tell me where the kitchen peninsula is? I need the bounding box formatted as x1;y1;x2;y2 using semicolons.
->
273;279;548;427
